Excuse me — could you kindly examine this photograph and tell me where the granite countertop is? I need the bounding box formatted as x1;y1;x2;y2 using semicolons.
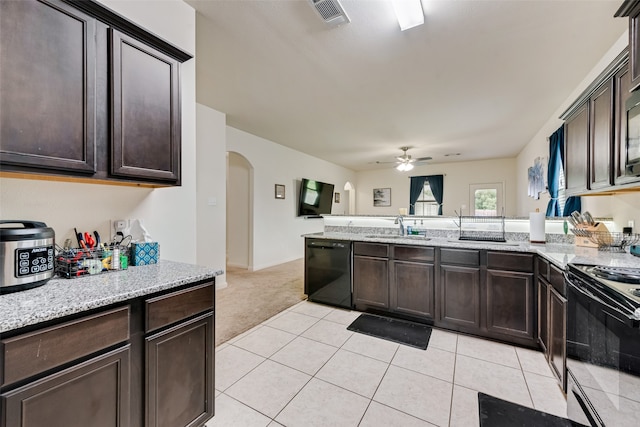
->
0;260;222;334
304;232;640;269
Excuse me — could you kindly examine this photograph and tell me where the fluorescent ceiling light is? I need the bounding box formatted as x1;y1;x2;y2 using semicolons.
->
391;0;424;31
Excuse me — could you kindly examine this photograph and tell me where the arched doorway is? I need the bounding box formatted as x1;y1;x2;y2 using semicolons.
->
226;151;253;269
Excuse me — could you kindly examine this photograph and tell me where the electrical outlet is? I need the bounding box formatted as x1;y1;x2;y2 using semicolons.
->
629;220;635;229
114;220;127;232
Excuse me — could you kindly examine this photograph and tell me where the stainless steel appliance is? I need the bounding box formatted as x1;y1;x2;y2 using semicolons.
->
304;238;352;309
565;264;640;426
0;220;55;293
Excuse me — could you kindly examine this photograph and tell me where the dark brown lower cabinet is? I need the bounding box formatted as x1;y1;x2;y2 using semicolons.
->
353;254;389;310
549;286;567;390
485;269;534;340
2;346;131;427
0;280;215;427
146;313;214;427
391;260;434;319
537;278;550;353
438;264;481;331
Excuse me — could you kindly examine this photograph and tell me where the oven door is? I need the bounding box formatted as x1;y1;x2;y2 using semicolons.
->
566;275;640;427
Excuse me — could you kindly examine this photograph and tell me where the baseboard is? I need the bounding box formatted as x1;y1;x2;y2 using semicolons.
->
226;262;249;269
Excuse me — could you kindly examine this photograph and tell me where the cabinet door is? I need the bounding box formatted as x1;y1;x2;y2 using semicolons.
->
0;0;96;173
549;287;567;391
110;29;181;183
353;255;389;310
391;260;434;319
437;265;481;331
146;312;214;427
589;81;613;190
630;10;640;92
1;346;130;427
537;278;549;355
486;270;534;341
564;102;589;194
614;62;640;185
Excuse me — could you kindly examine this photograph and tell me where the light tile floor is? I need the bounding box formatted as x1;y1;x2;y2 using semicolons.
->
207;301;567;427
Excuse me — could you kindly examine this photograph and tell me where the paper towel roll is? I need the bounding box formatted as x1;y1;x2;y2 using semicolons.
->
529;212;546;243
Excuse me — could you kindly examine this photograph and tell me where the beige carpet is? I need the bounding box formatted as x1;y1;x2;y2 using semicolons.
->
215;258;306;346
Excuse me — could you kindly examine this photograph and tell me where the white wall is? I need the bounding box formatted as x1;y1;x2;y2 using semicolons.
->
195;104;227;285
515;31;640;230
226;127;357;271
1;0;201;264
355;158;517;216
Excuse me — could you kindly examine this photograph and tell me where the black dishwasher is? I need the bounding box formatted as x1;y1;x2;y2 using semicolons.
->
305;238;352;309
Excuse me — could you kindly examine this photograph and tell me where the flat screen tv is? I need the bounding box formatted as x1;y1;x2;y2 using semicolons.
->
298;178;334;217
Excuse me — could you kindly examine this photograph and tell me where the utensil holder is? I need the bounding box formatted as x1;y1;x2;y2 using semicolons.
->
572;223;609;248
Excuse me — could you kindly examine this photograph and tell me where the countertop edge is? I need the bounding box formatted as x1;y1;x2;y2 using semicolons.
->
1;261;222;334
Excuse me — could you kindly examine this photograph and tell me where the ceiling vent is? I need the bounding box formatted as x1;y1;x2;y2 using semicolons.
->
308;0;350;26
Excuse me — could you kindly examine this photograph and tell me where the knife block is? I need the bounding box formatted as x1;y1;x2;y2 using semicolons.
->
573;223;609;248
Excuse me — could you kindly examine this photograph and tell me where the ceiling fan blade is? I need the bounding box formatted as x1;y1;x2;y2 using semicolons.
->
372;160;400;164
415;156;432;161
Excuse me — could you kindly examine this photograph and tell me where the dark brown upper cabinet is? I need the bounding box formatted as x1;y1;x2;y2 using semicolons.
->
589;81;614;190
616;1;640;92
110;29;181;183
0;0;96;173
0;0;191;186
563;102;589;194
561;49;634;195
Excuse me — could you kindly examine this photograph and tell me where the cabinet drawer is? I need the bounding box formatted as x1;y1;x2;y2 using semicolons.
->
146;282;214;332
393;245;434;262
440;248;480;266
1;306;130;386
487;251;534;272
550;264;565;296
354;242;389;258
537;256;550;280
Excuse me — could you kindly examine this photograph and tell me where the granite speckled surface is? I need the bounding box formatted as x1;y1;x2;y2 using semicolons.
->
0;260;222;334
305;232;640;269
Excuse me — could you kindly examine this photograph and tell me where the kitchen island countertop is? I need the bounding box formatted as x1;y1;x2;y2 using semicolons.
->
305;232;640;269
0;260;222;333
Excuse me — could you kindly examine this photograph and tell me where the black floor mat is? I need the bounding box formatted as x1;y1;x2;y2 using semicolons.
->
346;313;431;349
478;393;578;427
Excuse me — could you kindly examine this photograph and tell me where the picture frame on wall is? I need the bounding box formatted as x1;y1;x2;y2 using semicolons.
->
373;188;391;207
275;184;285;199
334;192;340;203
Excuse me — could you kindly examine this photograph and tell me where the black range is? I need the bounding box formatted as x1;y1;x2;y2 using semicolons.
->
565;263;640;427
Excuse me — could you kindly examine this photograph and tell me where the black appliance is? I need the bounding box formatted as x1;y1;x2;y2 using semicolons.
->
625;89;640;176
298;178;335;217
304;239;351;309
565;264;640;427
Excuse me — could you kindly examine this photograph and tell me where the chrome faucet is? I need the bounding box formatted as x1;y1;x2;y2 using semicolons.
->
394;216;405;236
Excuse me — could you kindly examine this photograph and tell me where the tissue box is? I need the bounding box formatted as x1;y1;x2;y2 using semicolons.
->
131;242;160;266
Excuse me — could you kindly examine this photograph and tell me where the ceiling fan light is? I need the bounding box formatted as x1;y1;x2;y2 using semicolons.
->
396;162;413;171
391;0;424;31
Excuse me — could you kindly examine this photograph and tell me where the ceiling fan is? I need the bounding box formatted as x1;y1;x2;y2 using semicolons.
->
375;146;432;171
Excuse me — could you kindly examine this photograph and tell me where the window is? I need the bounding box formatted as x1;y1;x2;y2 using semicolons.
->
413;181;440;216
469;183;503;216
